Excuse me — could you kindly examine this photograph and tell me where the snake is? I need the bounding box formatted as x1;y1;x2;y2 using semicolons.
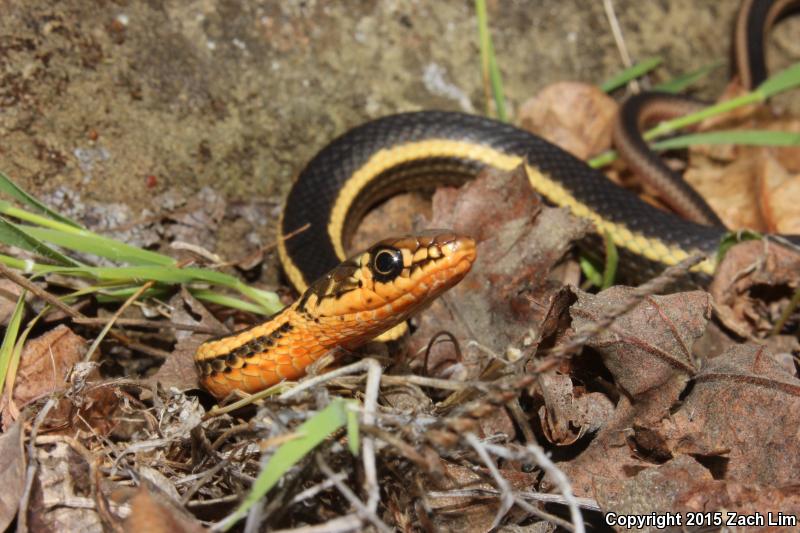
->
196;0;800;398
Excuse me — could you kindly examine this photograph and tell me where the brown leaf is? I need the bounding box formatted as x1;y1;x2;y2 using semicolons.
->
151;289;226;392
659;344;800;486
685;155;765;231
554;289;712;495
0;421;24;531
709;239;800;337
756;151;800;233
537;372;614;446
123;488;206;533
595;455;714;524
3;326;91;430
519;81;618;159
597;454;800;532
569;287;709;414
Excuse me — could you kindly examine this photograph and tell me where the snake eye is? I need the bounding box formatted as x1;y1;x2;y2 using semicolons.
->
371;247;403;282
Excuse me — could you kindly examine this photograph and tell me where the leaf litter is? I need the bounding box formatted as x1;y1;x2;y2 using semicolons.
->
1;81;799;531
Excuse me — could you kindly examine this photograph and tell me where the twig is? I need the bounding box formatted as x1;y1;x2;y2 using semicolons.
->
603;0;639;92
428;489;600;511
464;433;515;529
0;262;82;318
269;515;362;533
315;454;391;533
19;398;57;533
278;359;379;401
73;316;226;335
524;443;585;533
361;359;382;514
289;472;349;505
467;435;576;531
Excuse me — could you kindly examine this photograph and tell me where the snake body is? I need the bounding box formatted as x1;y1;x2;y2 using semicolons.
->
196;0;800;398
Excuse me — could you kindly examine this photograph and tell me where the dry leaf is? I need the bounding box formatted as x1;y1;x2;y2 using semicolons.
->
31;441;105;531
519;81;617;159
659;344;800;486
710;239;800;337
595;455;714;527
123;488;206;533
12;325;88;406
151;289;226;392
569;287;709;414
537;372;614;446
0;422;24;531
756;151;800;233
555;289;712;496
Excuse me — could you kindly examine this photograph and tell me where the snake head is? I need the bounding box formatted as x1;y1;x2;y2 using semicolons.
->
296;231;477;344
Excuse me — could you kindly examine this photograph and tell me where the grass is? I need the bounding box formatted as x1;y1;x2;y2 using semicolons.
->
0;171;281;317
475;0;507;122
216;398;359;531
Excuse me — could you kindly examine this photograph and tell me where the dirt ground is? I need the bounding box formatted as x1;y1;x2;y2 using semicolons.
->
5;0;798;282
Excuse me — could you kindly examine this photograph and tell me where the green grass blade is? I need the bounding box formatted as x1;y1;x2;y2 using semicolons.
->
0;292;26;393
579;256;603;287
191;289;277;315
218;398;354;531
756;62;800;99
601;57;663;93
654;61;722;93
0;170;83;229
59;265;280;313
346;404;360;456
476;0;507;122
717;230;763;264
652;130;800;151
21;226;176;266
0;217;81;267
601;231;618;290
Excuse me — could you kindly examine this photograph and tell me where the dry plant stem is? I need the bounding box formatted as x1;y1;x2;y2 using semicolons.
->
19;398;57;533
464;433;515;529
603;0;639;92
361;426;431;469
73;316;226;335
180;458;231;505
0;262;82;318
428;489;600;511
203;383;287;419
220;221;310;269
507;399;537;445
361;359;382;514
467;434;577;531
289;472;349;505
315;454;392;533
524;443;586;533
210;422;254;451
269;515;363;533
337;373;469;391
278;359;381;401
186;494;240;508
